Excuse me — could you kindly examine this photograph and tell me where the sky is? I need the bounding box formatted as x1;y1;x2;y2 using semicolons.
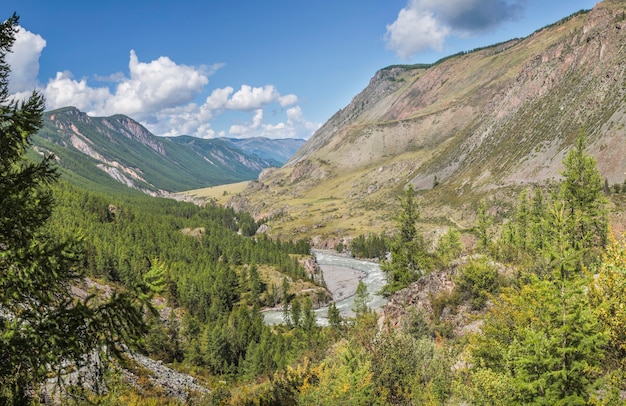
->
2;0;598;140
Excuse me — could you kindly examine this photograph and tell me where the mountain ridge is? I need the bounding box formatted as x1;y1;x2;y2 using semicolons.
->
33;107;304;194
227;1;626;241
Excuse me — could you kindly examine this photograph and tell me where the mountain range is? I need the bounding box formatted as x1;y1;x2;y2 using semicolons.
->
32;106;305;194
31;1;626;243
226;0;626;241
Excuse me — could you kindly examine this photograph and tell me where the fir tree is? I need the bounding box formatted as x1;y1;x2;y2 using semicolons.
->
327;302;342;329
475;200;492;253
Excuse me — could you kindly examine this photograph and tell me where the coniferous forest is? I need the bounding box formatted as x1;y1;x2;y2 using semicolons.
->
2;12;626;406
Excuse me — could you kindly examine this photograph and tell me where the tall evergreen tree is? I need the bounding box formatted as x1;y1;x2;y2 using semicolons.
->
475;200;492;253
381;185;426;296
353;280;370;316
0;14;147;402
559;130;608;254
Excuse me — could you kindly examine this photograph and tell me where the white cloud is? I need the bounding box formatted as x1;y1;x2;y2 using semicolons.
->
43;50;210;118
386;0;526;59
227;105;319;139
44;71;111;113
6;27;46;93
385;3;450;59
7;33;316;140
102;50;209;118
225;84;280;110
279;94;298;107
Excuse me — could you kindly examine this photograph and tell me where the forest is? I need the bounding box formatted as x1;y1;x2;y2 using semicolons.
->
2;12;626;406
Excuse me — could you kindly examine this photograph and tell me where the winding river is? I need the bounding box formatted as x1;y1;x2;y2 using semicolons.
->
262;250;387;325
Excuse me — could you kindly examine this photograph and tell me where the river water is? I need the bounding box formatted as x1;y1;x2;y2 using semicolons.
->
262;250;387;325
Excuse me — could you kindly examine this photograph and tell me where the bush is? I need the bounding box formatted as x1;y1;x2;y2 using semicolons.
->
456;259;499;310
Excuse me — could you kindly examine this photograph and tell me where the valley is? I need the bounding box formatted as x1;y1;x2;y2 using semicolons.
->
4;1;626;404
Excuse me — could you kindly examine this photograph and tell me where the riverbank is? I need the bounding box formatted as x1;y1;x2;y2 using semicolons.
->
263;251;386;324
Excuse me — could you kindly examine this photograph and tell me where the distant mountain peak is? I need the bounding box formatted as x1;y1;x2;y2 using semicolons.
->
35;108;304;194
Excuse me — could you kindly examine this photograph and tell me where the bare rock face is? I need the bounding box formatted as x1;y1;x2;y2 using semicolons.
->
379;260;486;337
380;268;455;330
289;159;329;184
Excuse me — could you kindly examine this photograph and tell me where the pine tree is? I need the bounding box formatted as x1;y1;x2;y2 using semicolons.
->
469;132;611;404
475;200;492;253
0;14;147;402
436;227;462;265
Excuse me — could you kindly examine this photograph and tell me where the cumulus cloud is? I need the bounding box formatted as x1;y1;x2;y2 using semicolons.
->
8;34;316;140
385;6;450;59
101;50;209;118
225;84;279;110
386;0;526;59
278;94;298;107
44;71;111;113
43;50;210;119
226;106;319;139
6;27;46;94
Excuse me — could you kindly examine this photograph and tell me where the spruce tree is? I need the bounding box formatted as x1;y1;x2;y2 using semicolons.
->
327;302;342;329
0;14;147;402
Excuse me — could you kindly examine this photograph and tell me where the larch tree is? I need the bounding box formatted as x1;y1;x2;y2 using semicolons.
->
381;184;426;296
0;14;148;403
559;130;608;255
468;130;611;404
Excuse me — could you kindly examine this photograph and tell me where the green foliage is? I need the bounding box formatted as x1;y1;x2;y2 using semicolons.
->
469;274;607;404
371;333;451;405
381;185;429;296
327;302;343;330
350;233;388;259
143;258;168;295
474;200;492;253
142;314;183;364
590;235;626;371
455;258;500;310
352;280;370;316
436;227;463;265
0;15;149;403
464;129;614;405
559;130;608;258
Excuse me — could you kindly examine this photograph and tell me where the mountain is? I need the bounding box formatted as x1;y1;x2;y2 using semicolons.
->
33;107;303;194
228;1;626;240
170;136;305;168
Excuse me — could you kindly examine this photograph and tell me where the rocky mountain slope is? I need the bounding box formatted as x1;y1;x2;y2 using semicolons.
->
33;107;303;194
229;0;626;241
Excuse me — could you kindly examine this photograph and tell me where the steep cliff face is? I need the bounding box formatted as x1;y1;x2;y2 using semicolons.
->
232;1;626;241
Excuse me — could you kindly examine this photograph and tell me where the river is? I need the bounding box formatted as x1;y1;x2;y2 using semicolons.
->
262;250;387;325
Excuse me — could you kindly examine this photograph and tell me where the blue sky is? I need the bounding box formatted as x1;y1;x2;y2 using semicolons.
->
3;0;598;139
